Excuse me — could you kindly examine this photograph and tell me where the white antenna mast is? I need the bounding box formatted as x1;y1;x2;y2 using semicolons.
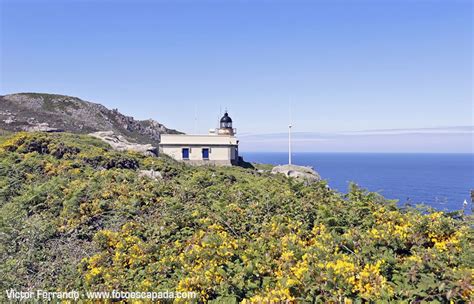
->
288;99;292;165
218;105;222;129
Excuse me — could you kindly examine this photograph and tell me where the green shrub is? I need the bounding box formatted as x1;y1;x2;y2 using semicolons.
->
0;132;472;302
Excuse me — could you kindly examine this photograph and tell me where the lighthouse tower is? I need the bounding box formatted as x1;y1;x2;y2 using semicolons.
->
218;111;235;136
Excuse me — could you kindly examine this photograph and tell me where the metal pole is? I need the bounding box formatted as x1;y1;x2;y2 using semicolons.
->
288;98;292;165
289;124;292;165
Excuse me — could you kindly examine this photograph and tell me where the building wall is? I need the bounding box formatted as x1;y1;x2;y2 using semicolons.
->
160;145;238;166
160;134;239;166
160;134;238;146
230;146;238;160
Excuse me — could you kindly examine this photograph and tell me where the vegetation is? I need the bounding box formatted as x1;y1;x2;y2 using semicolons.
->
0;132;472;302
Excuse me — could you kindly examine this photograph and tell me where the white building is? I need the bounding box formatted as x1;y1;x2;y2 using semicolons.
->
159;112;239;166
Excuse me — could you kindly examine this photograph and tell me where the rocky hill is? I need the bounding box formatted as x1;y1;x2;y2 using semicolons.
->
0;93;181;144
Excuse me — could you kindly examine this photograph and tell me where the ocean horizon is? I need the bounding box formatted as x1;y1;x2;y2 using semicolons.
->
242;152;474;212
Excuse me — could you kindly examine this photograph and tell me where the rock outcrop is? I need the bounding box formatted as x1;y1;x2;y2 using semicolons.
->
0;93;181;144
89;131;158;156
271;164;321;184
138;169;163;180
24;123;62;132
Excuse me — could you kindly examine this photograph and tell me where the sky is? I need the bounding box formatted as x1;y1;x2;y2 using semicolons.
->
1;0;472;152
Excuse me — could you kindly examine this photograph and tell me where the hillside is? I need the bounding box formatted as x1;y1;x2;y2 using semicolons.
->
0;93;181;144
0;132;472;302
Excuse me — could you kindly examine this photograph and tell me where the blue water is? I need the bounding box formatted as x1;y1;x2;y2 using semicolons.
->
242;152;474;212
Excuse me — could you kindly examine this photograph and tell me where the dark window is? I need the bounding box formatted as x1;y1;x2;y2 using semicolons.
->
182;148;189;159
220;122;232;128
202;148;209;160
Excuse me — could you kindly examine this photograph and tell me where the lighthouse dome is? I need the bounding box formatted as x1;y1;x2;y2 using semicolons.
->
220;112;232;123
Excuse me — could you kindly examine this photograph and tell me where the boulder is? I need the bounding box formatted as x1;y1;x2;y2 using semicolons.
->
89;131;158;156
138;169;163;180
24;123;62;132
271;164;321;184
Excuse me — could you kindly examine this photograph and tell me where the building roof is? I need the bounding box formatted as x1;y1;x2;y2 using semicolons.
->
160;134;238;146
220;112;232;123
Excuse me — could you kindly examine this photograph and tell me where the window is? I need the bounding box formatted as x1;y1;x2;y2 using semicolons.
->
182;148;189;160
202;148;209;160
221;122;232;128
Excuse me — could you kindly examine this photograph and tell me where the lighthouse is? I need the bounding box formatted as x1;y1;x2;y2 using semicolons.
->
159;111;239;166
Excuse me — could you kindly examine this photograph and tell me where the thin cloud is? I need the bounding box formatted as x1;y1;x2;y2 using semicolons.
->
240;126;474;138
341;126;474;136
238;126;474;153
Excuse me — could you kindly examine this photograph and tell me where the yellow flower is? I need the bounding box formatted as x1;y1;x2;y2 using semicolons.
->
281;250;294;262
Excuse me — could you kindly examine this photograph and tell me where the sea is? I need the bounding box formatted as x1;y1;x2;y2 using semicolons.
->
241;152;474;213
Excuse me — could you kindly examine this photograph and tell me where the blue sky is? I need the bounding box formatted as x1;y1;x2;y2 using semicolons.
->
1;0;472;152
